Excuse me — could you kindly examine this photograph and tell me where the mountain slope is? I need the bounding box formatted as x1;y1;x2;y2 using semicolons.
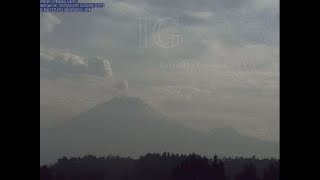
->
40;97;279;164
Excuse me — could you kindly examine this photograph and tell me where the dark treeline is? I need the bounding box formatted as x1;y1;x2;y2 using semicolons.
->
40;153;279;180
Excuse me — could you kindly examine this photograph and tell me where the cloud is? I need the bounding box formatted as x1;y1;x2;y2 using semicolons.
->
88;56;113;77
40;0;279;58
97;1;151;21
185;11;214;22
178;10;215;26
40;13;61;33
254;0;279;10
40;48;113;77
40;0;279;142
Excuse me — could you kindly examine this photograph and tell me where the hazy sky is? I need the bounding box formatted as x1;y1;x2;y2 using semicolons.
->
40;0;279;142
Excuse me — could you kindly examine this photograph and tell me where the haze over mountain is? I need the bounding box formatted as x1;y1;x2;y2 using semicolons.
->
40;96;279;164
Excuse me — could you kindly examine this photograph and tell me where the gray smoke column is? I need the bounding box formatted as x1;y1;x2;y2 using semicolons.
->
114;80;129;97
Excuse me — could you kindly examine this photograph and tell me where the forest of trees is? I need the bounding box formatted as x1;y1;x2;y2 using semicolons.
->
40;153;279;180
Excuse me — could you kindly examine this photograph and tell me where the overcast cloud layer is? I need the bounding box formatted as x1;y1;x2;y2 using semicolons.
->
40;0;279;142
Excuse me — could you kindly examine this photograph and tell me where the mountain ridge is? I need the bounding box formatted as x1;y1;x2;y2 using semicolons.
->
40;96;279;164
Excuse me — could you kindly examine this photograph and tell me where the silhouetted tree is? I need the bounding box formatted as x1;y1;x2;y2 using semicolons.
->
262;163;279;180
40;153;279;180
40;166;52;180
235;163;260;180
171;154;226;180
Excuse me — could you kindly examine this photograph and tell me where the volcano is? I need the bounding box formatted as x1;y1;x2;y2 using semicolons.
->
40;97;279;164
